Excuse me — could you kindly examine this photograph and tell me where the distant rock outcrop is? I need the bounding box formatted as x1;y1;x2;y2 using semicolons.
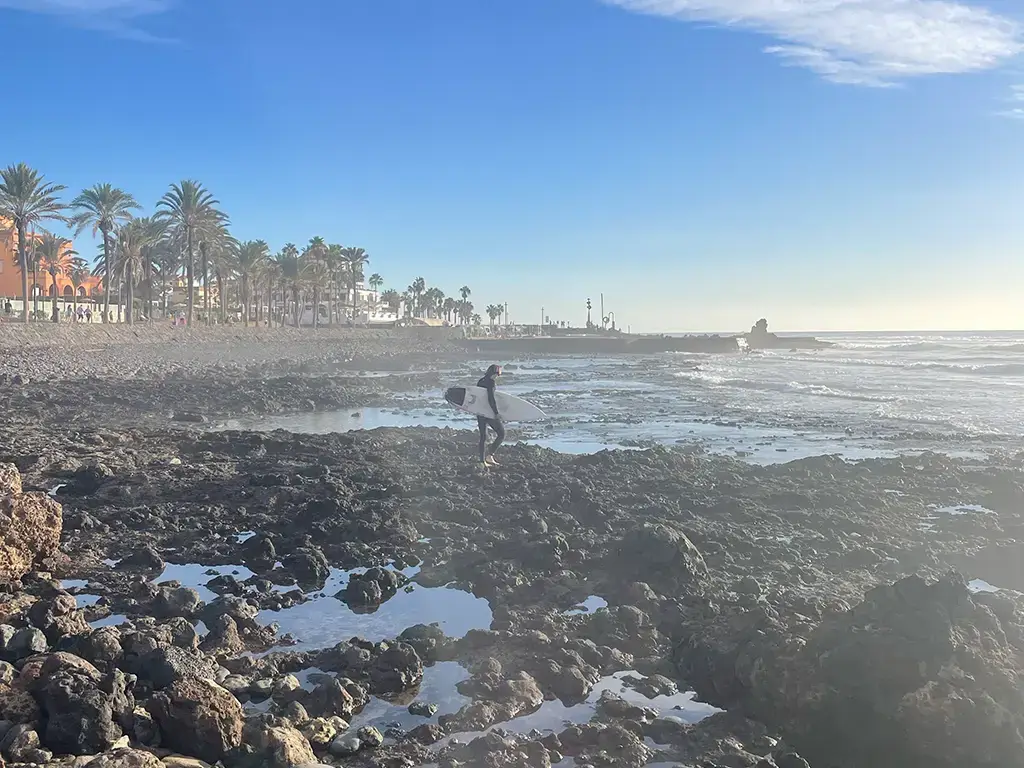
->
0;463;63;581
744;319;832;350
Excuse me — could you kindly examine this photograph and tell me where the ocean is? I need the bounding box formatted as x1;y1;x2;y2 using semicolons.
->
222;330;1024;463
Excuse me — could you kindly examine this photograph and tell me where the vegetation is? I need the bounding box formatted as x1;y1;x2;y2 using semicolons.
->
70;183;140;323
0;164;68;323
1;162;505;328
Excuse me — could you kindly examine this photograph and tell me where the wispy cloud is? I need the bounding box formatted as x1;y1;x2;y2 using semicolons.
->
0;0;174;40
602;0;1023;86
996;82;1024;118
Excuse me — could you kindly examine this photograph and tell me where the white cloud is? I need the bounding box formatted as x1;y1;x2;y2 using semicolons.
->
0;0;173;39
996;83;1024;118
602;0;1023;86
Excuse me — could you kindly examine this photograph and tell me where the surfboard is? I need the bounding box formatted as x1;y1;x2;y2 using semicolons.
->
444;386;546;422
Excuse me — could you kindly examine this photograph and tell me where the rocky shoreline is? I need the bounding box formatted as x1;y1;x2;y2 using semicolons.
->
1;330;1023;767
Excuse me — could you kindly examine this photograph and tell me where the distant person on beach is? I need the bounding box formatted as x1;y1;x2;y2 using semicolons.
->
477;364;505;467
3;299;11;317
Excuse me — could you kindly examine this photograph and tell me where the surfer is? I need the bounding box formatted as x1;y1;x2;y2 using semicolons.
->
477;364;505;467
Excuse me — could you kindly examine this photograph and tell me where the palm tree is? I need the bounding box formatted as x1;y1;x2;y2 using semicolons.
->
37;232;75;320
302;237;329;329
69;183;139;324
69;256;91;312
411;276;426;317
368;273;383;293
422;287;444;319
112;219;159;325
442;297;457;324
486;304;502;328
195;214;231;324
136;217;168;321
324;243;345;324
460;285;472;301
275;244;303;326
0;164;67;323
29;234;44;316
234;240;269;326
157;181;222;326
257;257;281;327
381;289;401;319
342;247;369;320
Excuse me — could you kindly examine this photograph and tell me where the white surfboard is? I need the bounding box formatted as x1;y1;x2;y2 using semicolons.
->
444;386;546;422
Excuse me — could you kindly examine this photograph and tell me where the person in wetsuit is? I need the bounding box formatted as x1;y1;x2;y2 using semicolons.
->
477;364;505;466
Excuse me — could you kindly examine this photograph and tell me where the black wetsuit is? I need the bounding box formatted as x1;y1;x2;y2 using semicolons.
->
477;371;505;462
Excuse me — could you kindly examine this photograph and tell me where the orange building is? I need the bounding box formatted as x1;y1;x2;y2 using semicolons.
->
0;219;103;302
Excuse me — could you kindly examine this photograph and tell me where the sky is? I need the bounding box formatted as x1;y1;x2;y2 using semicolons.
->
2;0;1024;332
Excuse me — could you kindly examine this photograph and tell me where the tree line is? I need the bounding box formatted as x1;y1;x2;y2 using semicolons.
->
0;163;496;328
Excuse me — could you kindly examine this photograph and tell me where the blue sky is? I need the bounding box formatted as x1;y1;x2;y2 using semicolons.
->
3;0;1024;332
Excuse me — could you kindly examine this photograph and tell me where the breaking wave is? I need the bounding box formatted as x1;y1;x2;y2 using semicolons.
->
674;371;900;403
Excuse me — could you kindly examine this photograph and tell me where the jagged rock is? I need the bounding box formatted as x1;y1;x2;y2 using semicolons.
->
85;748;163;767
198;596;258;628
300;717;342;750
250;725;317;767
0;682;40;727
134;646;217;689
341;568;407;608
408;701;438;717
397;624;447;662
280;547;329;589
328;733;361;756
684;574;1024;768
356;726;383;749
116;546;164;572
240;535;275;566
67;463;113;495
34;654;134;755
161;758;212;768
152;587;202;620
306;678;356;718
4;627;46;661
368;642;422;694
408;723;444;744
76;628;124;668
614;523;708;592
146;677;243;763
198;615;245;656
131;706;159;746
29;594;90;644
0;723;39;761
0;464;63;581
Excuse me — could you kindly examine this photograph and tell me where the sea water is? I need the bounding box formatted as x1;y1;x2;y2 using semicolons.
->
213;331;1024;462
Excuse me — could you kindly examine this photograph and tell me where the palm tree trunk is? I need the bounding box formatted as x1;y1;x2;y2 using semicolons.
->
126;277;134;325
101;228;111;323
50;271;58;321
216;269;225;323
186;230;195;326
292;286;300;327
117;272;124;323
144;255;152;322
16;223;29;323
32;260;39;317
242;276;249;327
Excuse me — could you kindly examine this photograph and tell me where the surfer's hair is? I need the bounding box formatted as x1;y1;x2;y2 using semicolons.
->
485;364;503;377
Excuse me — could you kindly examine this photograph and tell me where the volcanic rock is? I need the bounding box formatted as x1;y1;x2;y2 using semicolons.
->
146;677;243;763
0;464;63;581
